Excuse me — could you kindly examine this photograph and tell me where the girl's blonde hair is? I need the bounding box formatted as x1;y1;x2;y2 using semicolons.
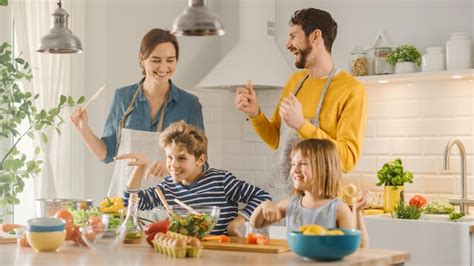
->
291;139;341;198
159;121;207;158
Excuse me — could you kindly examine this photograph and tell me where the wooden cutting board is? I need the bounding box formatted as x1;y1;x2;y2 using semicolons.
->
0;236;17;244
202;237;290;253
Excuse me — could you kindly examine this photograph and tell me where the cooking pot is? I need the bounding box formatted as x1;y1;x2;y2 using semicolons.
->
35;198;94;217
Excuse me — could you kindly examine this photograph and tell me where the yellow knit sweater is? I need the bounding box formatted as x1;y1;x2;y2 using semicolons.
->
249;69;367;173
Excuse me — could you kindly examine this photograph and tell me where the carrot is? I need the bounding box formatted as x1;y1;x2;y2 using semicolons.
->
219;235;231;243
202;235;221;241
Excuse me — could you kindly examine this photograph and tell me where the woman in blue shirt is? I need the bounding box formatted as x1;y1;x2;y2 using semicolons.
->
70;28;204;196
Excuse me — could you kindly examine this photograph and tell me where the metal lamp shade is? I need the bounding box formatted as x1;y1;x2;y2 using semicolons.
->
171;0;225;36
37;4;83;54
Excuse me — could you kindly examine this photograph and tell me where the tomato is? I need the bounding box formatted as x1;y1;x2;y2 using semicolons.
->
256;234;270;245
409;195;427;208
65;223;77;241
18;235;30;248
246;233;257;244
86;216;104;233
54;209;74;224
144;220;169;247
219;235;231;243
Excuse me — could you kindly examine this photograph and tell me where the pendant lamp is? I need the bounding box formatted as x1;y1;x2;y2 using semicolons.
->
37;0;83;54
171;0;225;36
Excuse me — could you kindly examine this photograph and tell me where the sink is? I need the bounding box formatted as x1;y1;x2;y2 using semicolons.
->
365;214;473;265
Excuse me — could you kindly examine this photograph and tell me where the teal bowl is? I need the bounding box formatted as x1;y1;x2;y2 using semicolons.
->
287;229;361;261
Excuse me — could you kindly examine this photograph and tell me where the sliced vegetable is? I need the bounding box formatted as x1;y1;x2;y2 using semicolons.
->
246;233;257;244
255;234;269;245
423;202;455;214
219;235;231;243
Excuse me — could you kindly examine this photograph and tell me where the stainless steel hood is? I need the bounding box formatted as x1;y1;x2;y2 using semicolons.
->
195;0;292;91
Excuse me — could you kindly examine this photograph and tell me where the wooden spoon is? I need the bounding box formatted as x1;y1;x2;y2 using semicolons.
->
154;188;179;219
173;199;202;215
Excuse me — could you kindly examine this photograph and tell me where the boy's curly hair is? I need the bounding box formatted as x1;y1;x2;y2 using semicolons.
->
159;121;207;158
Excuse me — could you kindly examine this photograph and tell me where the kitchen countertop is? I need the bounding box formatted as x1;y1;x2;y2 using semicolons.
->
0;242;410;265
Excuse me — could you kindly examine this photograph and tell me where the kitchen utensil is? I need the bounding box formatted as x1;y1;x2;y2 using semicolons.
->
201;236;289;253
26;217;66;252
80;84;106;113
173;199;201;215
35;198;94;217
154;188;179;219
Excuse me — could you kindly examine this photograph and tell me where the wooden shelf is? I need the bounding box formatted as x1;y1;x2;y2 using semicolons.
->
356;68;474;85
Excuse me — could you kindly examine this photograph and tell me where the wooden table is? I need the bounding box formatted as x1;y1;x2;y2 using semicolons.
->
0;242;410;265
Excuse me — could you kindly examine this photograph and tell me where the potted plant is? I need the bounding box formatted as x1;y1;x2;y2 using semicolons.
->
0;42;83;222
376;158;413;213
386;44;422;73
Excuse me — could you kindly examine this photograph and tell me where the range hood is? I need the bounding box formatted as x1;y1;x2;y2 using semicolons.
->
196;0;292;91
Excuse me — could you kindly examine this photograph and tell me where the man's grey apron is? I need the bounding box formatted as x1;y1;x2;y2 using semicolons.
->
107;83;167;199
266;67;338;203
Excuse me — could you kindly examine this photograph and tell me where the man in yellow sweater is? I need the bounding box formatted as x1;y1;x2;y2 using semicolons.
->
235;8;367;201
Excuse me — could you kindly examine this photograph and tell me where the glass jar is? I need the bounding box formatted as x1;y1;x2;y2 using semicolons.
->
446;32;472;70
374;47;394;75
349;46;368;76
122;193;144;244
421;46;445;72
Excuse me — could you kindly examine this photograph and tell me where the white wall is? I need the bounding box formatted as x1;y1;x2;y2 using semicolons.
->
83;0;474;206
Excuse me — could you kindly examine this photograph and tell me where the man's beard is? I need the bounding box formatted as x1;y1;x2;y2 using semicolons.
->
295;43;312;69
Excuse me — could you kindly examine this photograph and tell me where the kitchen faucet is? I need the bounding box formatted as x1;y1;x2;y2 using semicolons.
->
443;138;474;215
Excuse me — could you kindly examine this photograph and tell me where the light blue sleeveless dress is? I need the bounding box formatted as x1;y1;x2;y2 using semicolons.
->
285;196;340;233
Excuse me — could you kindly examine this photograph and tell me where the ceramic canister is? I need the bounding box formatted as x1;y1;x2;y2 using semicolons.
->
446;32;472;70
422;47;446;72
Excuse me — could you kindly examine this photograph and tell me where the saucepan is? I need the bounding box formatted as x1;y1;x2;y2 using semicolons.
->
35;198;94;217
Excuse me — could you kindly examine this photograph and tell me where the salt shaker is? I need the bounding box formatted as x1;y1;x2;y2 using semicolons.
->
421;47;446;72
446;32;472;70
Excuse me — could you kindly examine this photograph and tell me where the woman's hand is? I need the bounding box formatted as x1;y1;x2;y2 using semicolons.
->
115;152;149;166
70;107;89;132
144;160;169;179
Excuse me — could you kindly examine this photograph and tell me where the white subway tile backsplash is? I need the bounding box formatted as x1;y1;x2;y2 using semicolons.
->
437;118;473;136
455;98;474;116
405;119;438;136
363;138;392;155
391;138;422;155
422;99;458;117
376;120;406;136
367;102;391;119
351;155;377;173
364;120;376;137
391;101;422;118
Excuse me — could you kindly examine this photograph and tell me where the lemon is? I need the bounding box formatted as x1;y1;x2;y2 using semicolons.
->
344;184;358;198
328;229;344;235
300;224;327;236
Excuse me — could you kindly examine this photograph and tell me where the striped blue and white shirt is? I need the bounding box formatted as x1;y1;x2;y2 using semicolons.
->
123;168;271;235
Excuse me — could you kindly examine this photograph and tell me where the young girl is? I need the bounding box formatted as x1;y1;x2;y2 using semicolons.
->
249;139;369;247
116;121;271;236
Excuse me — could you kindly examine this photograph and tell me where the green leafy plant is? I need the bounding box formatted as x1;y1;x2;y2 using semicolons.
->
0;42;84;222
449;211;465;222
0;0;8;7
386;44;421;66
392;200;422;220
376;158;413;187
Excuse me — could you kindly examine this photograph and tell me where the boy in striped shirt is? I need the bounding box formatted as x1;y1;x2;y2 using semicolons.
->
117;121;271;236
